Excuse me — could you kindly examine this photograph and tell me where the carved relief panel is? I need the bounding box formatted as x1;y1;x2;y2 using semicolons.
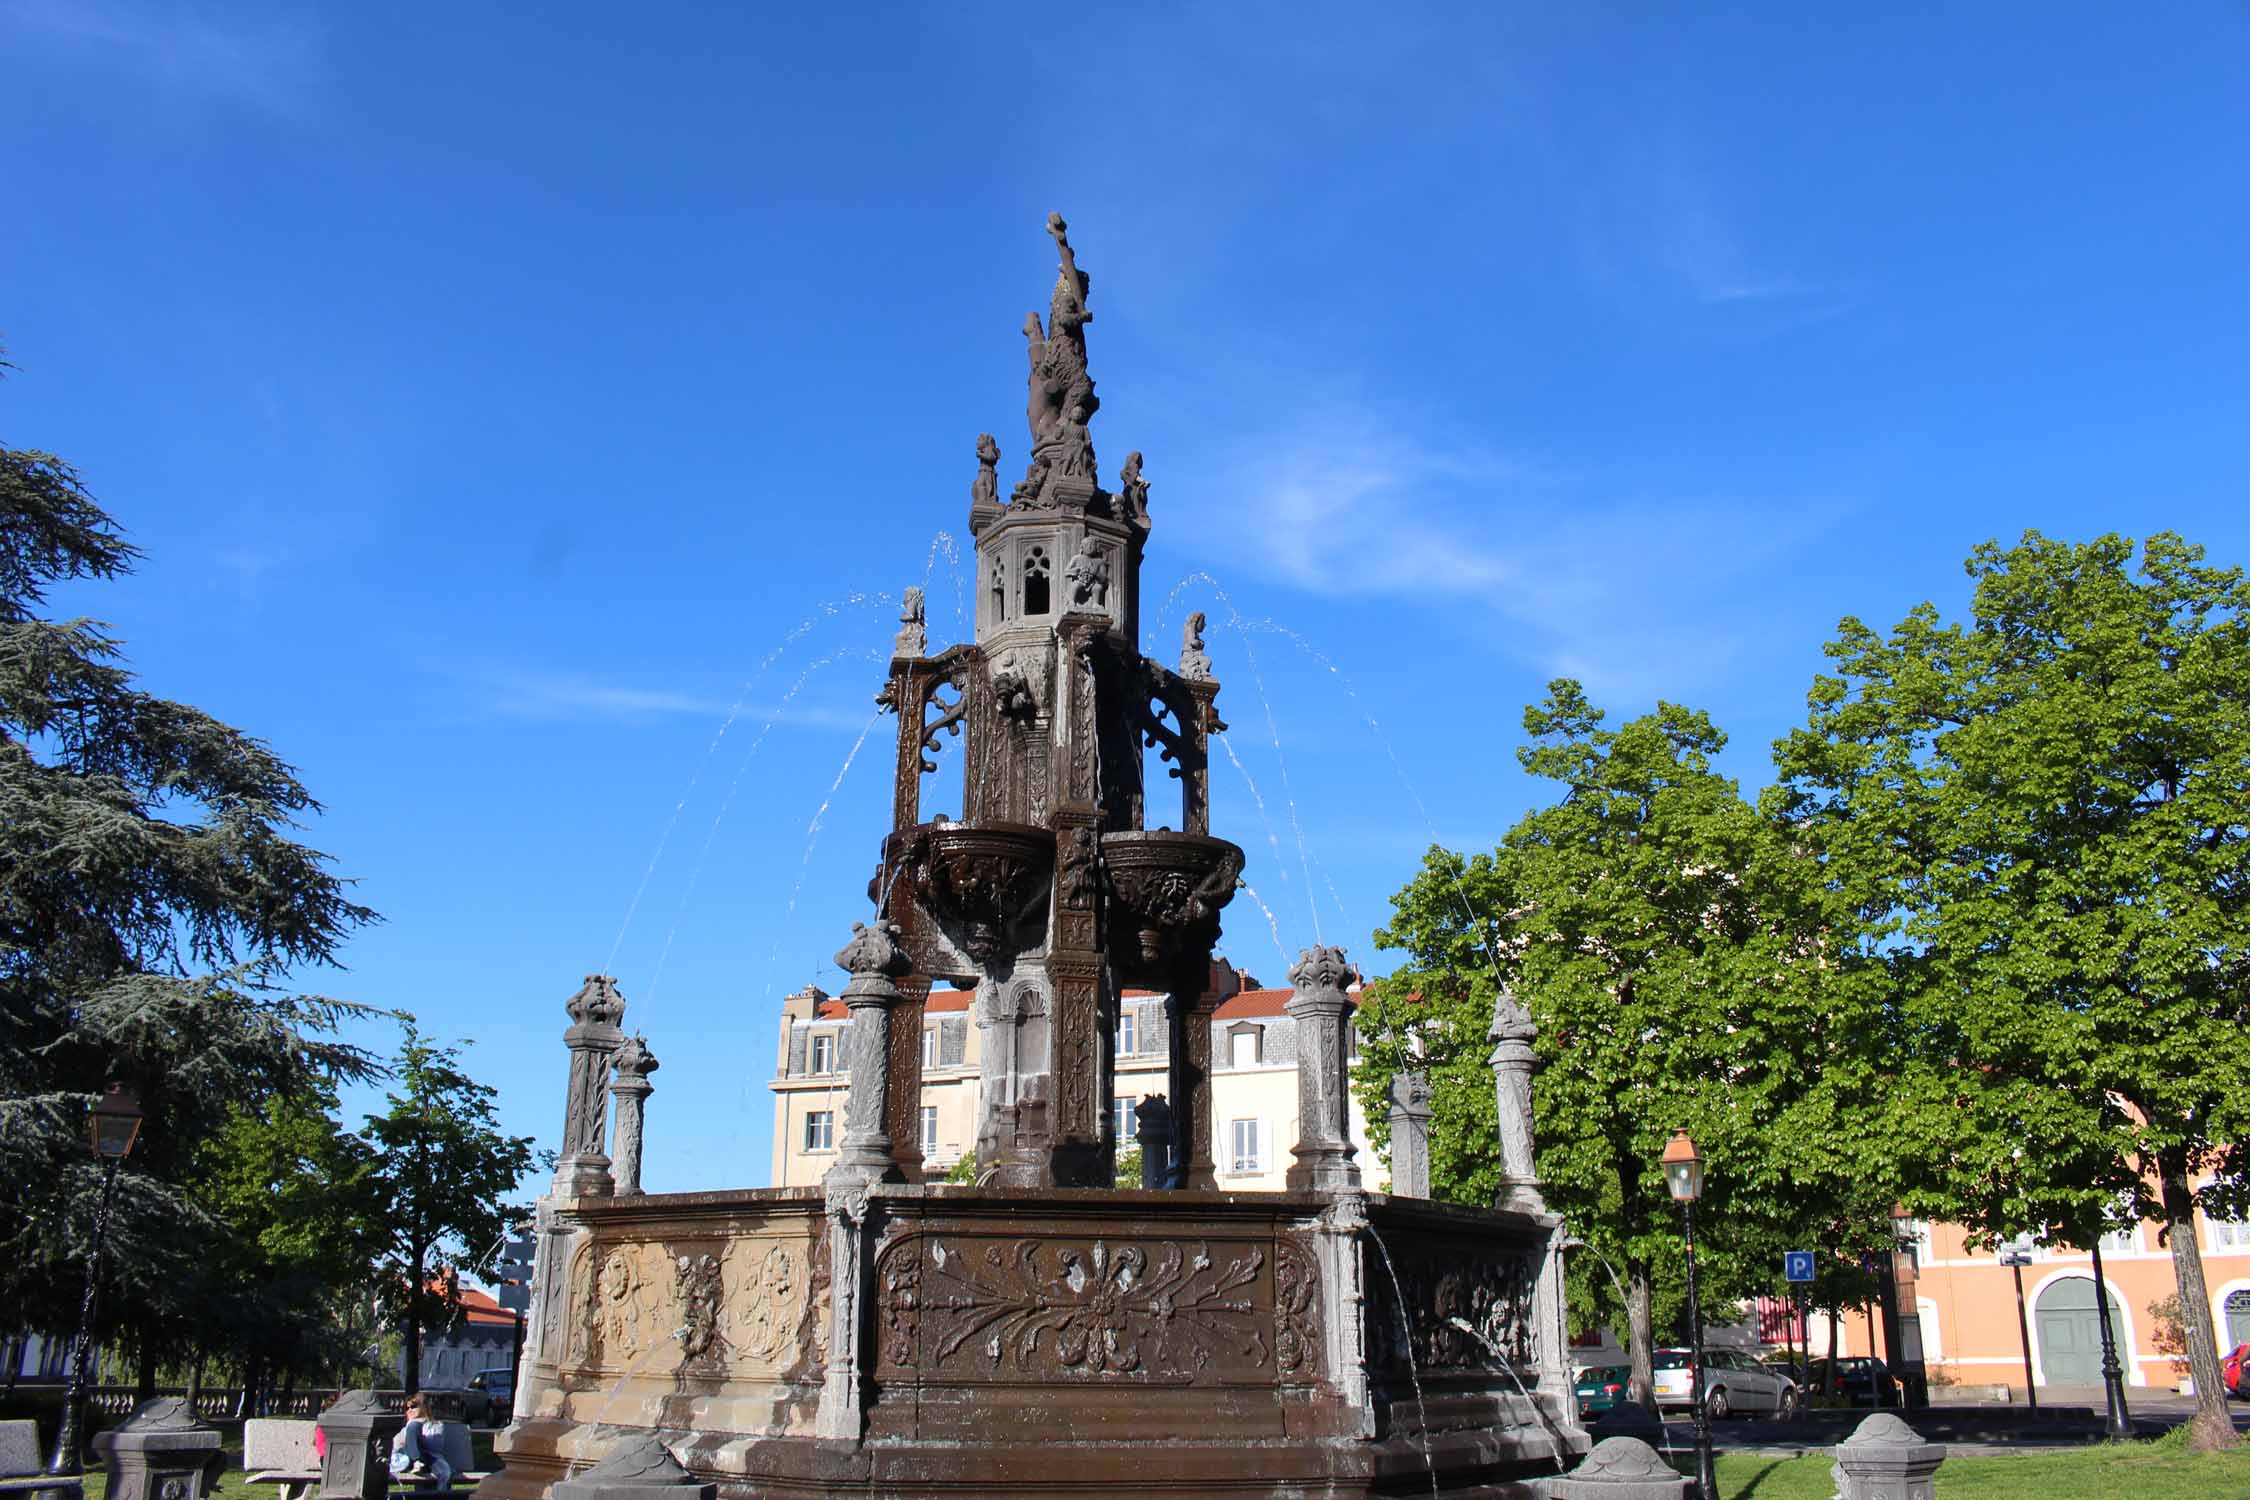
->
873;1230;1285;1387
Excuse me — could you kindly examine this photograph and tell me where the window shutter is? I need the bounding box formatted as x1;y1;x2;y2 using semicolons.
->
940;1016;966;1066
788;1026;807;1077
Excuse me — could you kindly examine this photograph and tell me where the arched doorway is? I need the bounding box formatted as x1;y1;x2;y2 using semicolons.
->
2036;1276;2124;1386
2226;1288;2250;1348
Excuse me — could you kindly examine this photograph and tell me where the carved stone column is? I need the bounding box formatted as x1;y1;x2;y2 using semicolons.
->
1284;946;1362;1193
555;975;626;1198
607;1034;658;1196
1489;988;1544;1211
828;921;911;1188
1134;1095;1172;1188
882;975;930;1183
1385;1072;1432;1198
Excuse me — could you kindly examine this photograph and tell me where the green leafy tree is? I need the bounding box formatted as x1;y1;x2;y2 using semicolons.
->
1357;683;1900;1408
1769;531;2250;1448
362;1024;535;1392
1;359;379;1358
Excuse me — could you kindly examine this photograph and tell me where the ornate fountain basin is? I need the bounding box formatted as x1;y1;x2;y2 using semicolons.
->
891;821;1053;964
1099;829;1244;975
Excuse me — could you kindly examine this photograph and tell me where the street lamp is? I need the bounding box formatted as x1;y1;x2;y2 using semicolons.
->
40;1084;143;1500
1661;1128;1716;1500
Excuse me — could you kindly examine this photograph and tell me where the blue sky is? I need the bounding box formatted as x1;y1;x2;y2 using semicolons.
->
5;3;2246;1204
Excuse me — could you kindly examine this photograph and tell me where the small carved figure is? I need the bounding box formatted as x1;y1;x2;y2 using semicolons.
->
894;586;927;659
970;433;1003;534
990;650;1038;721
1180;611;1212;681
1065;538;1110;609
1059;825;1098;909
1118;450;1150;526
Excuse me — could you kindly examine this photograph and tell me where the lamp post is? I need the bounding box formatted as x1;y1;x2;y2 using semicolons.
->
1661;1128;1716;1500
2088;1237;2132;1438
40;1084;143;1500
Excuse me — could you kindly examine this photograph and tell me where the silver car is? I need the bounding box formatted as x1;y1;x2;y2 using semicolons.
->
1650;1347;1798;1419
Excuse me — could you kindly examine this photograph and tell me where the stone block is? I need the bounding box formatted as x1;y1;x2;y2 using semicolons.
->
90;1398;224;1500
550;1434;712;1500
1548;1436;1693;1499
1831;1412;1945;1500
314;1392;403;1500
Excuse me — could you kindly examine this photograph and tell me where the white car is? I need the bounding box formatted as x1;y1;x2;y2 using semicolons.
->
1650;1347;1797;1419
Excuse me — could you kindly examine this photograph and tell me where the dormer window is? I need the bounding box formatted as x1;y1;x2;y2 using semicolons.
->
1023;546;1051;616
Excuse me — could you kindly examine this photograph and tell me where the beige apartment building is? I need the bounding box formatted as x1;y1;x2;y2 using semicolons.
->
769;978;1387;1191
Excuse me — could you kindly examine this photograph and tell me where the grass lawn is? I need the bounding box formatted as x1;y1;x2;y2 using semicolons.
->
1711;1433;2250;1499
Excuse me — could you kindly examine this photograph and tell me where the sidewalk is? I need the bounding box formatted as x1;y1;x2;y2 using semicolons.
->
1656;1394;2250;1457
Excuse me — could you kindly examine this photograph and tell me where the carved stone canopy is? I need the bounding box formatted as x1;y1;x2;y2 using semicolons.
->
114;1397;205;1432
567;974;626;1027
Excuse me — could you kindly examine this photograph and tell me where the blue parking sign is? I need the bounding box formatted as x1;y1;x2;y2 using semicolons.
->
1784;1250;1816;1283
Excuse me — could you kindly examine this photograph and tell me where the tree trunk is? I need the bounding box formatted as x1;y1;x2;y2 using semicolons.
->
135;1344;157;1400
1626;1263;1656;1414
2159;1154;2239;1450
185;1352;203;1413
1825;1303;1840;1396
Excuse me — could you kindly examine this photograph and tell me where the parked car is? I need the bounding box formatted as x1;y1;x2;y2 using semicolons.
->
2223;1343;2247;1399
1572;1364;1633;1420
464;1366;516;1426
1650;1348;1798;1419
1805;1355;1902;1408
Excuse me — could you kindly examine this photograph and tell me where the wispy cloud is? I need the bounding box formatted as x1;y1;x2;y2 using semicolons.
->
0;0;316;108
1214;419;1853;704
492;674;872;731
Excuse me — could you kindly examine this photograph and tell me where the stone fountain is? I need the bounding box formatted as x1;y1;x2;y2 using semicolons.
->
482;217;1587;1499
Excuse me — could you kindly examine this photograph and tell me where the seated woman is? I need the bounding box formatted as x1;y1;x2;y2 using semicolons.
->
388;1394;452;1489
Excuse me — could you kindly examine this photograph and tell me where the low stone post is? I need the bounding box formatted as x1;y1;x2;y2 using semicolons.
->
91;1398;224;1500
1548;1437;1693;1499
828;921;911;1188
555;976;627;1197
1134;1095;1172;1188
1831;1413;1945;1500
1385;1072;1431;1197
1488;988;1543;1211
1283;946;1361;1192
552;1433;714;1500
313;1392;402;1500
607;1034;659;1196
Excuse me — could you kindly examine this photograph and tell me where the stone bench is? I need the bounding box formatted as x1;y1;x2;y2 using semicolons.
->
245;1418;322;1500
0;1420;45;1495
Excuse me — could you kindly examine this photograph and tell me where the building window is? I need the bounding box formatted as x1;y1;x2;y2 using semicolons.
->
804;1111;834;1152
810;1031;837;1075
1229;1025;1262;1070
920;1106;938;1155
1114;1097;1138;1142
1230;1118;1262;1174
923;1025;939;1068
1023;545;1051;616
2210;1212;2250;1253
1117;1010;1139;1056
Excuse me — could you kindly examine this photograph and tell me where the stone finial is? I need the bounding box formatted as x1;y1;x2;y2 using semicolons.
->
836;919;912;982
94;1398;224;1500
1289;946;1355;1003
1548;1436;1693;1499
1488;986;1541;1210
1135;1095;1173;1189
1284;945;1361;1192
567;974;626;1027
552;1432;715;1500
1386;1071;1433;1198
1832;1413;1946;1500
828;921;911;1187
608;1033;659;1196
1180;611;1213;682
893;587;927;659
